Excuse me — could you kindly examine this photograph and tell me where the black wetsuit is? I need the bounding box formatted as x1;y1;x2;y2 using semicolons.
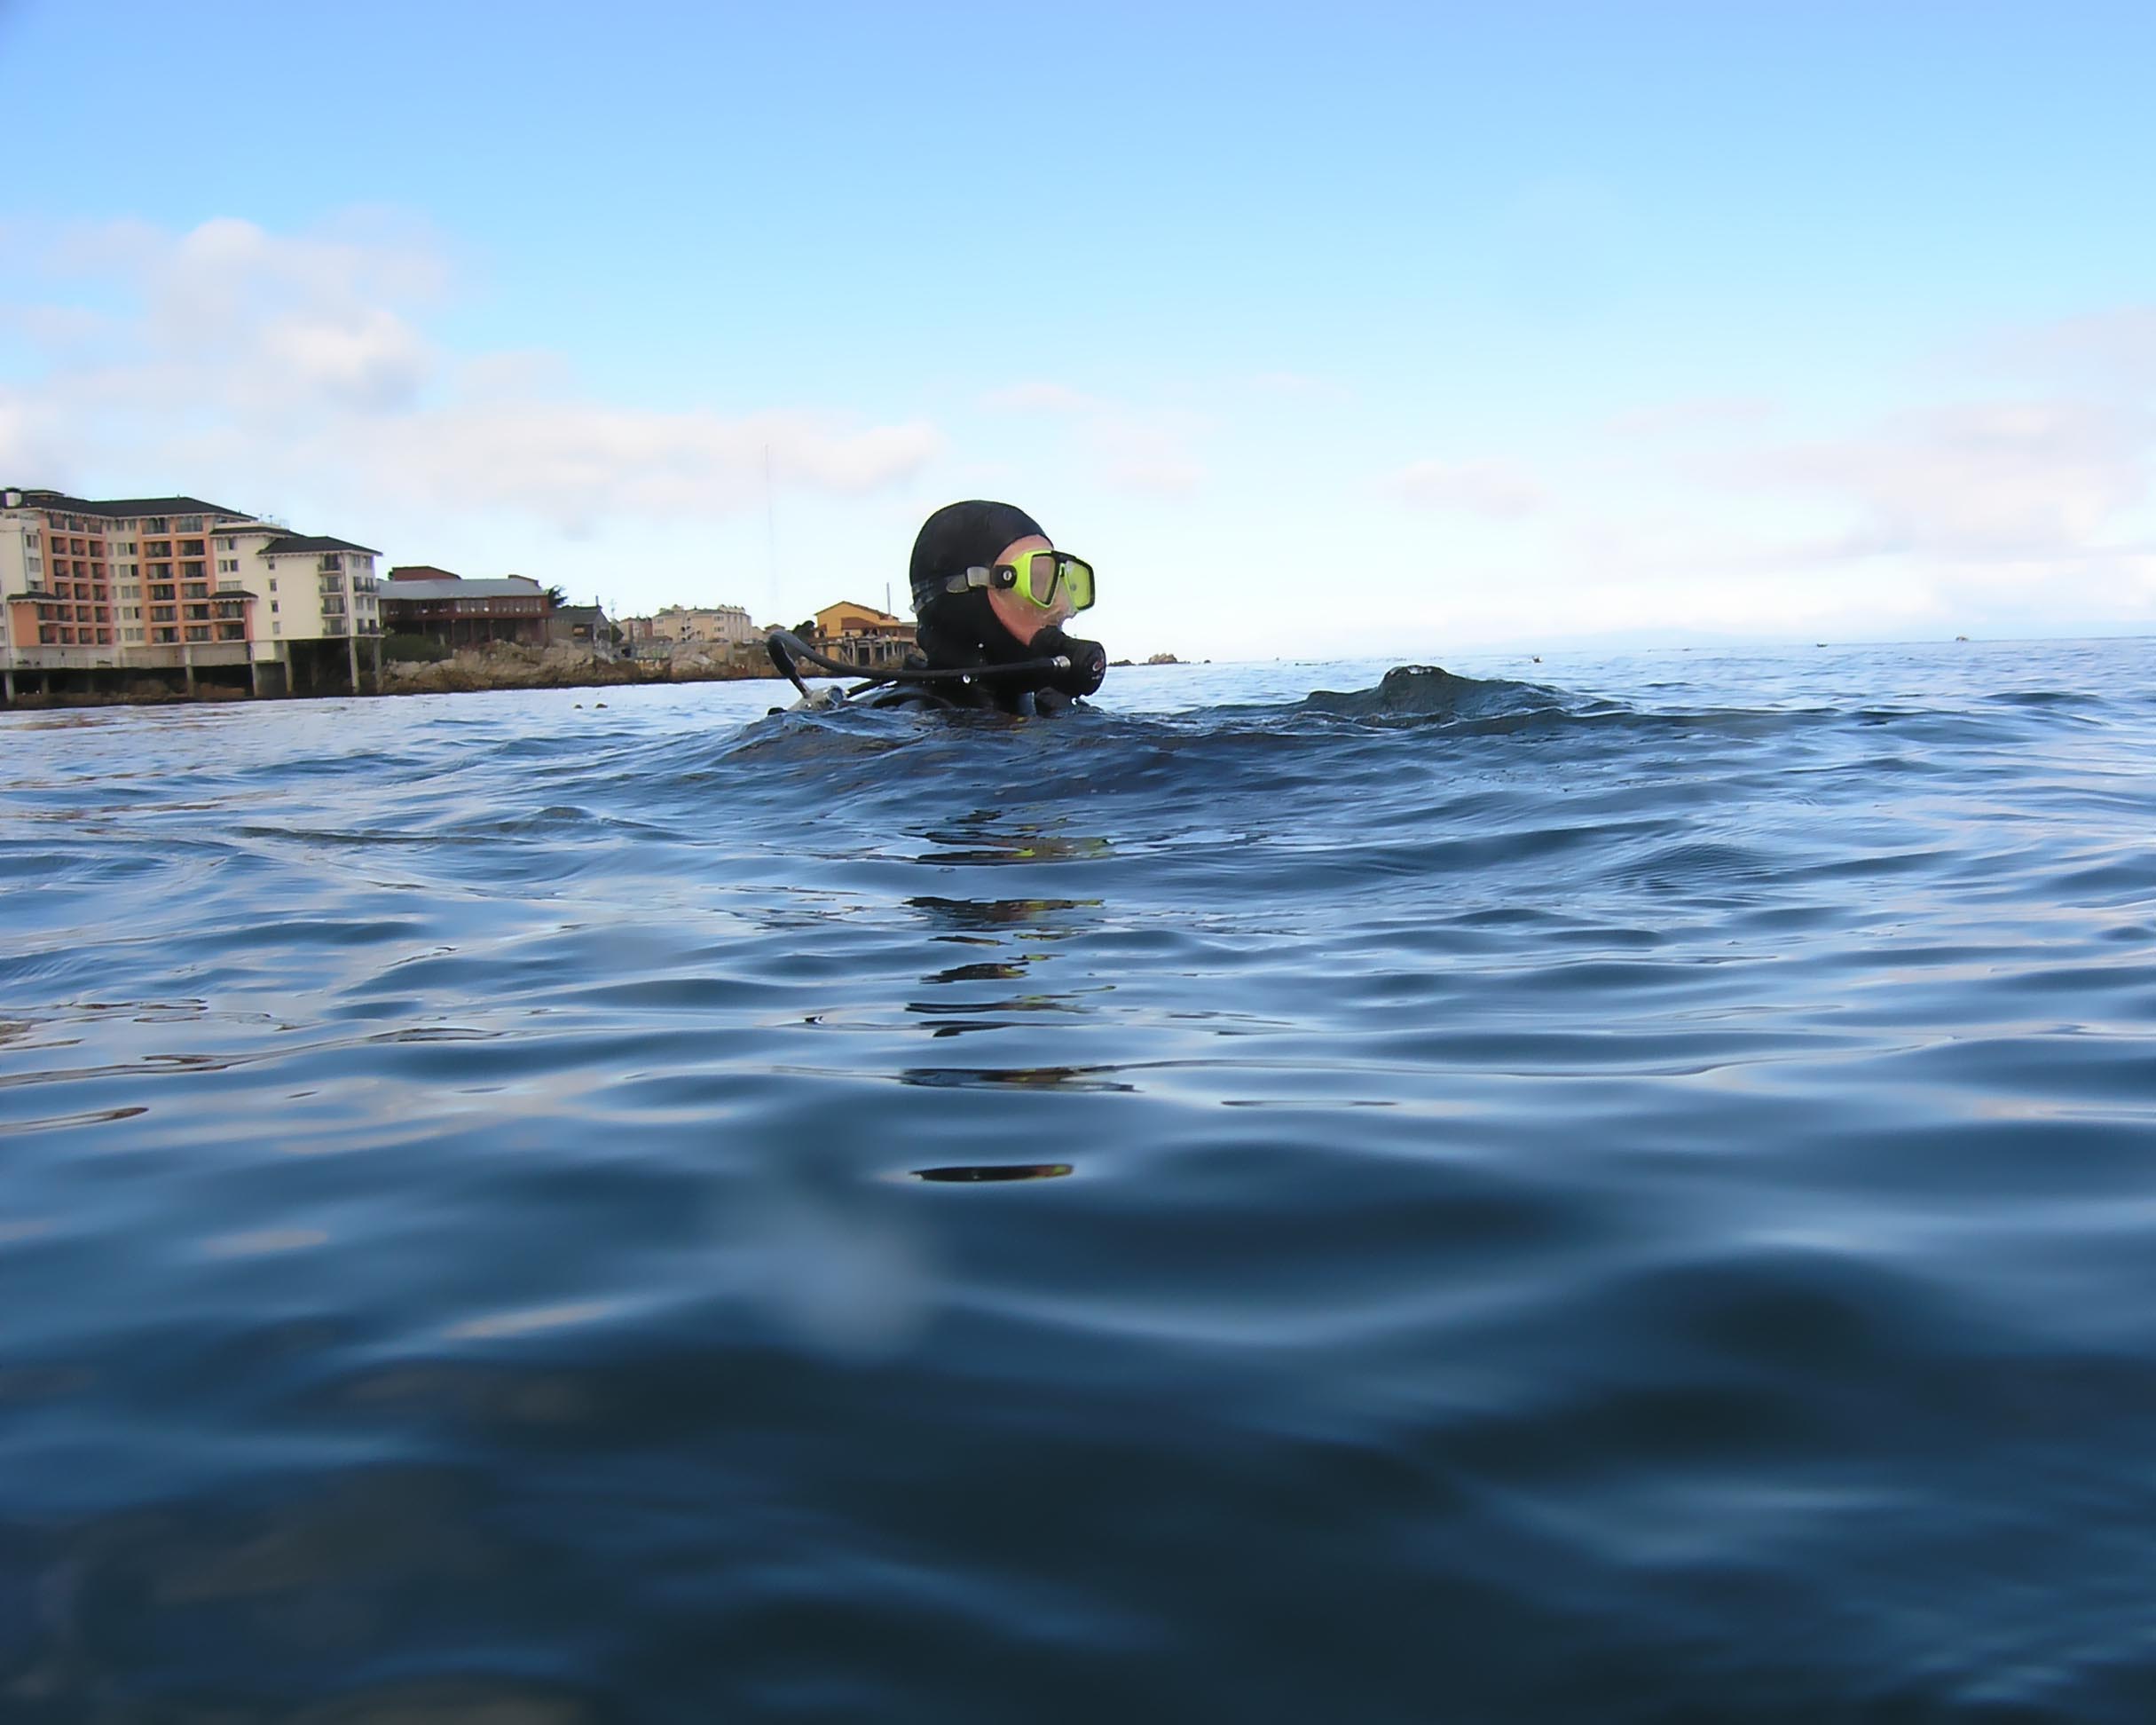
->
858;656;1081;716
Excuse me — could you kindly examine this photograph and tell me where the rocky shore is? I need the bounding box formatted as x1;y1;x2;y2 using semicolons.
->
380;641;777;696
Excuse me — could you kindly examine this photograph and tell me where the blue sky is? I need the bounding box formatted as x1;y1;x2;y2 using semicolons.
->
4;0;2153;657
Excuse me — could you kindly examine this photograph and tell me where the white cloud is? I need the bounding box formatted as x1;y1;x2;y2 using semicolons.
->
1982;304;2156;396
1388;458;1546;517
5;215;940;528
1742;400;2153;565
979;381;1106;416
1603;395;1775;440
981;378;1208;499
1375;335;2156;642
355;404;939;533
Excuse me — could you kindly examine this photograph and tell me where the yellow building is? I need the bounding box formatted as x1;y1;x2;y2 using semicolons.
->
814;601;916;668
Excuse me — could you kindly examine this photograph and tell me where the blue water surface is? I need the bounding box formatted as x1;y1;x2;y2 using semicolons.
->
3;638;2155;1721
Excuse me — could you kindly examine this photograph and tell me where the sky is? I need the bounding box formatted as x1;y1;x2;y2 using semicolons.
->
4;0;2154;659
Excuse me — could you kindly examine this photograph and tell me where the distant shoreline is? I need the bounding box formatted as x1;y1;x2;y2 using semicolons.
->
2;644;1219;713
0;649;788;713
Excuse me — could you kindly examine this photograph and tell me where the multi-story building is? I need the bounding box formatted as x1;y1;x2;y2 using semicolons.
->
380;570;552;648
0;487;380;698
645;603;757;646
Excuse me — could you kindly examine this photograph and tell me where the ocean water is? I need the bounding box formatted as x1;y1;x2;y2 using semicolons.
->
3;636;2155;1722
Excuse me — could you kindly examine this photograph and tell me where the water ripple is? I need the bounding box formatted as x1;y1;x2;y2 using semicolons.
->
3;642;2155;1719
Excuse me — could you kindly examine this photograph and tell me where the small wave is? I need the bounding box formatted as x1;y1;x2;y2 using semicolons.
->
1296;663;1564;722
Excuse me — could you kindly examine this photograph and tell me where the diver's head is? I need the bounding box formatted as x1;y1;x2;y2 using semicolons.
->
909;500;1102;696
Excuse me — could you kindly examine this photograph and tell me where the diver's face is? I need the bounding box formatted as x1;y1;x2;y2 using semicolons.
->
986;533;1073;646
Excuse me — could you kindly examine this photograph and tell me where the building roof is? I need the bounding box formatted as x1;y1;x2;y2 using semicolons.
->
553;604;608;625
262;534;381;556
818;600;908;625
1;489;252;520
387;564;462;581
380;579;549;602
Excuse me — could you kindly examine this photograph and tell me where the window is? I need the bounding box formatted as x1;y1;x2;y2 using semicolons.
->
268;579;278;593
123;627;144;642
217;558;238;573
217;537;235;551
184;626;209;641
270;601;279;614
271;622;281;635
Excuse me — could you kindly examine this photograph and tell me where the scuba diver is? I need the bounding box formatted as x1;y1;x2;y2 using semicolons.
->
766;500;1108;714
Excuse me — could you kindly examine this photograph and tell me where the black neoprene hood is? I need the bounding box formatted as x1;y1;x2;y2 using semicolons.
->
908;500;1045;614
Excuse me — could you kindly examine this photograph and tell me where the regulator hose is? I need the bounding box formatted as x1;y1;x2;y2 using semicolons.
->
765;628;1083;701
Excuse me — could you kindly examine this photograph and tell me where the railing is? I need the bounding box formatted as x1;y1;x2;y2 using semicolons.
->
1;643;127;671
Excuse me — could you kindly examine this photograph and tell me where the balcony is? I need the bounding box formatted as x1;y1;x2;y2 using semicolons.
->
318;555;343;572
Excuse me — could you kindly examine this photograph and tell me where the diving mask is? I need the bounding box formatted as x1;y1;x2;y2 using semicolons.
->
945;549;1096;613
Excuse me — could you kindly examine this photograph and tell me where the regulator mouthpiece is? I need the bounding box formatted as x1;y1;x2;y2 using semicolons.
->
1033;627;1107;699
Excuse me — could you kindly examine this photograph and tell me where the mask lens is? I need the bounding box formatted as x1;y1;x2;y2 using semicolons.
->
1020;552;1060;607
1058;556;1094;611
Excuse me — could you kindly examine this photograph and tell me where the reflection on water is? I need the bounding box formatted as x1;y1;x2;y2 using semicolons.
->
897;1063;1140;1091
4;642;2156;1719
906;886;1106;1039
911;1163;1076;1183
